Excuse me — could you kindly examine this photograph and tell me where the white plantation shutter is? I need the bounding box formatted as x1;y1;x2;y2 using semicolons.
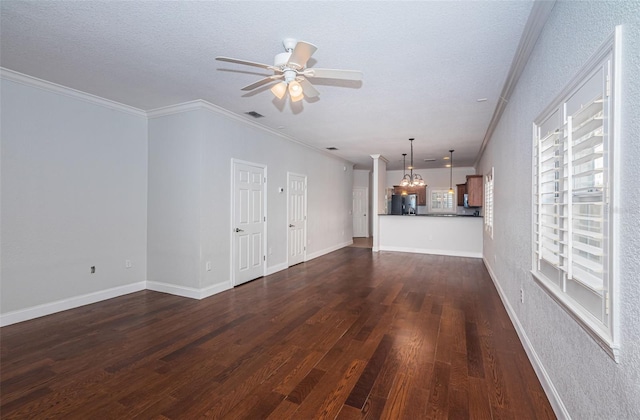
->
532;28;619;360
484;168;494;237
430;190;455;213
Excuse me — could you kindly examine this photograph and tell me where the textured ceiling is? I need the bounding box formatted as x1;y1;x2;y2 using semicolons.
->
0;1;534;170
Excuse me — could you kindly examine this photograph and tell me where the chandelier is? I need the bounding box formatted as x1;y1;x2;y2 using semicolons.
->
400;138;425;187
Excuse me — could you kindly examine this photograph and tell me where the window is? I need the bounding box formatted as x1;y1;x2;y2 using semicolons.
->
532;28;620;360
484;167;494;238
429;189;455;213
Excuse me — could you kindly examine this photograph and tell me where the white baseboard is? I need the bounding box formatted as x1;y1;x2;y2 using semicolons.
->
305;240;353;261
0;282;146;327
145;281;202;299
379;245;482;259
146;280;232;300
266;262;288;276
199;281;233;299
482;258;571;420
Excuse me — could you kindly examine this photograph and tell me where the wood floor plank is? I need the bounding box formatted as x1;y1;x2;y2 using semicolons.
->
0;248;555;419
344;334;393;409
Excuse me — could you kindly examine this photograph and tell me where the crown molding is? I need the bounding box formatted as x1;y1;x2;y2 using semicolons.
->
474;0;557;166
0;67;147;117
147;99;354;165
1;67;353;165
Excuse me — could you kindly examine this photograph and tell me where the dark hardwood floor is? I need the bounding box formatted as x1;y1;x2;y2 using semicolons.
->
0;248;555;419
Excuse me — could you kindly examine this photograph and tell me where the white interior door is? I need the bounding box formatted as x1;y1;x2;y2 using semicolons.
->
352;187;368;238
287;173;307;267
232;161;266;286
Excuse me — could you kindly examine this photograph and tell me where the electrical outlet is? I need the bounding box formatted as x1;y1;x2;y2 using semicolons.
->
520;288;524;303
90;266;95;274
125;259;132;269
206;261;212;271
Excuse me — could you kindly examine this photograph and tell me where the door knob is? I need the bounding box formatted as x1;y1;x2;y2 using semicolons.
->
289;224;295;228
235;228;244;233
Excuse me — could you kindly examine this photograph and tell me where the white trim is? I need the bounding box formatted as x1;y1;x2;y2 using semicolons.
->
0;67;146;117
145;280;232;300
266;262;288;276
305;240;353;262
146;281;202;299
531;271;620;362
199;281;233;299
483;259;571;420
609;24;622;358
474;0;556;166
0;282;146;327
379;246;482;259
147;100;352;164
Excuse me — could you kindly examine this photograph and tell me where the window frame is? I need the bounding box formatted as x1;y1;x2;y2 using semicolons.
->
484;167;494;239
531;27;621;361
428;188;456;214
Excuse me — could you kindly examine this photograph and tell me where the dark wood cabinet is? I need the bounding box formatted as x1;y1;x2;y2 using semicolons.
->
466;175;483;207
456;183;466;207
393;185;427;206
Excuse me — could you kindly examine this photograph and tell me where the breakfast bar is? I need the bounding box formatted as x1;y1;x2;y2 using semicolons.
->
378;214;483;258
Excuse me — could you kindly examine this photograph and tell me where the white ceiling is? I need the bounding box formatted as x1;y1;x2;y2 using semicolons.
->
0;1;534;170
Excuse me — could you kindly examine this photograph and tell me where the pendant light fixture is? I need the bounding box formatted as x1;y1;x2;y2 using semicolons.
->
399;138;425;187
448;149;455;194
401;153;411;186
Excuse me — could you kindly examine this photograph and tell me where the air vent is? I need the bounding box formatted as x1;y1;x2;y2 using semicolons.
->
423;158;436;162
244;111;264;118
326;147;338;151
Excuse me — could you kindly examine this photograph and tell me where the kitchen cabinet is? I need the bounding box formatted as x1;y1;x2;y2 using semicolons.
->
393;185;427;206
456;184;466;207
466;175;483;207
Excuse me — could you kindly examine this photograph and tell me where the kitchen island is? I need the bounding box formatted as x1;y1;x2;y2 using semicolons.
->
378;214;483;258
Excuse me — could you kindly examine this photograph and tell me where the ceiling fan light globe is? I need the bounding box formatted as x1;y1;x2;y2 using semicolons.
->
288;80;303;99
270;81;287;99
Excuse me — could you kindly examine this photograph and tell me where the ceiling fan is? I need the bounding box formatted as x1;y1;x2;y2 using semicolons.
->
216;38;363;102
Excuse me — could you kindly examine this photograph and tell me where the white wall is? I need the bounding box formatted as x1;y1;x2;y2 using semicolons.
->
147;110;204;290
477;1;640;418
147;102;354;294
353;169;370;188
0;77;148;317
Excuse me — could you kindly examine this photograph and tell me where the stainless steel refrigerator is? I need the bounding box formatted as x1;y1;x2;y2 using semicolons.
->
403;194;417;215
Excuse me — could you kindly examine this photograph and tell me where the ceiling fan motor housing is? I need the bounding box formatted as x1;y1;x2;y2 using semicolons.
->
274;51;292;69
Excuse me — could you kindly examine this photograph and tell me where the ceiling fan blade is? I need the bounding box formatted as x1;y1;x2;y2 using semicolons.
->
303;68;363;81
216;56;278;71
298;77;320;98
241;75;284;91
287;41;317;69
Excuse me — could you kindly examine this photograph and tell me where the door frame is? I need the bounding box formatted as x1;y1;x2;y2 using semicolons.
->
287;172;307;267
230;158;268;286
352;186;369;238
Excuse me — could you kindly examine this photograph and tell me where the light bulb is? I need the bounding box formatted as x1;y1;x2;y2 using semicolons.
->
288;80;303;100
270;82;287;99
